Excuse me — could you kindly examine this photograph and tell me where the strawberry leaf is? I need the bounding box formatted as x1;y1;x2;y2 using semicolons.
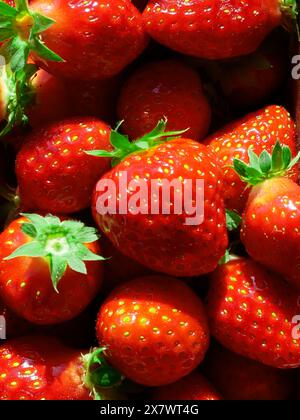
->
0;1;17;17
31;37;64;62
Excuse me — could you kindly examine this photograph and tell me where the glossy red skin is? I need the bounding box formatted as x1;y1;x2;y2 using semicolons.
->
205;105;297;213
241;177;300;290
143;0;281;60
204;345;295;400
30;0;148;80
93;139;228;277
96;275;210;386
0;217;103;325
152;372;222;400
117;60;211;141
207;258;300;369
0;336;91;400
27;69;71;128
16;117;111;214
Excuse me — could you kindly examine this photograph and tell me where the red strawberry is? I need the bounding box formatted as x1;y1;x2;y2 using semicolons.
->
0;214;104;325
117;60;211;141
151;372;222;400
91;120;228;277
233;143;300;289
0;336;124;400
207;257;300;369
16;117;111;214
205;105;297;213
96;275;210;386
0;0;148;80
142;0;294;60
204;344;295;400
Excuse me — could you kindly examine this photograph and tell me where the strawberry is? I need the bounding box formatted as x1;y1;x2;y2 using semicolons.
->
16;117;111;214
0;214;104;325
0;336;124;400
143;0;296;60
117;60;211;141
0;298;34;339
234;142;300;290
204;344;295;400
207;257;300;369
205;105;297;213
90;120;228;277
96;275;210;386
0;0;148;80
151;372;222;400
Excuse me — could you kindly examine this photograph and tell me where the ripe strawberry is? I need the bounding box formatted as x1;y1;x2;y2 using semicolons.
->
0;214;104;325
96;275;210;386
151;372;222;400
205;105;297;213
16;117;111;214
207;257;300;369
117;60;211;141
0;0;148;80
0;336;124;400
234;143;300;289
90;120;228;277
143;0;295;60
204;344;295;400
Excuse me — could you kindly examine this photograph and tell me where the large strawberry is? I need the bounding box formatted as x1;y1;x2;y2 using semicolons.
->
16;117;112;214
90;120;228;277
0;0;148;80
0;336;124;400
96;275;210;386
207;257;300;369
117;60;211;141
143;0;296;60
204;344;295;400
233;142;300;289
0;214;104;325
205;105;297;213
151;372;222;400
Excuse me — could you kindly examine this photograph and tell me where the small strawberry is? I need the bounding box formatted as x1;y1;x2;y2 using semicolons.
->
0;214;104;325
234;142;300;290
151;372;222;400
117;60;211;141
90;120;228;278
0;0;148;80
207;257;300;369
96;275;210;386
204;344;295;400
205;105;297;213
16;117;112;214
143;0;296;60
0;336;124;400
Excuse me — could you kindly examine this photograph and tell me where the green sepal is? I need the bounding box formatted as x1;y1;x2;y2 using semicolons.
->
86;119;188;167
226;209;242;232
4;213;104;292
218;251;241;266
233;141;300;186
280;0;299;38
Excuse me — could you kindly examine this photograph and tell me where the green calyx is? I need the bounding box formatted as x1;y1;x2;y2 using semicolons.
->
233;141;300;186
0;62;37;136
0;0;63;73
86;119;188;167
280;0;299;37
226;209;242;232
83;347;124;400
4;213;105;292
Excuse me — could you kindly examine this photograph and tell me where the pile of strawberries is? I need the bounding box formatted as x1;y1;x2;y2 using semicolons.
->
0;0;299;401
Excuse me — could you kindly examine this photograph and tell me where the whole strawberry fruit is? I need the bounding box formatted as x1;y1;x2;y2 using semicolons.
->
152;372;222;400
16;117;111;214
91;120;228;277
0;214;104;325
207;257;300;369
205;105;297;213
96;275;210;386
204;344;295;400
0;0;148;80
117;60;211;141
143;0;294;60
